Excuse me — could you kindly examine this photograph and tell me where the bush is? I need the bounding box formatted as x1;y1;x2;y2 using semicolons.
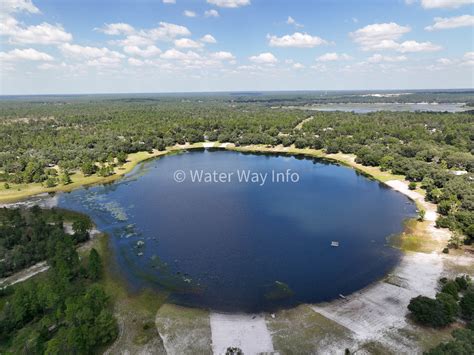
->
441;280;460;300
409;181;417;190
460;291;474;320
426;328;474;354
408;294;457;327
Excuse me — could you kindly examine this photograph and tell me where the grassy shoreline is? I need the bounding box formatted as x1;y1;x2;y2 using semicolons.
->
0;142;407;204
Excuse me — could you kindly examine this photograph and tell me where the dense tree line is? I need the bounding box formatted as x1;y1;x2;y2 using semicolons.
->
407;275;474;354
0;96;472;240
0;207;92;277
0;208;117;354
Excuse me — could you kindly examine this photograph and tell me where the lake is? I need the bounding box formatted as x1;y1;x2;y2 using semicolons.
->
282;102;469;113
53;150;416;312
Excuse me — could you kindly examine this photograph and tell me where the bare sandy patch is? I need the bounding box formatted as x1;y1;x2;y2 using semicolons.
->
210;312;274;354
156;304;212;354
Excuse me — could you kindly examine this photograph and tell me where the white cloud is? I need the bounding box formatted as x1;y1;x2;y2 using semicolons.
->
127;57;153;66
350;22;441;52
350;22;410;51
204;9;220;17
162;0;176;3
0;48;53;61
437;58;453;65
174;38;203;48
292;62;304;69
397;40;441;52
316;52;352;62
200;34;217;43
103;22;191;45
161;49;201;61
206;0;250;8
123;45;161;57
184;10;197;18
2;0;39;14
425;15;474;31
98;23;135;35
268;32;327;48
210;51;235;60
367;54;408;63
286;16;303;28
0;17;72;44
421;0;472;9
249;52;277;64
60;43;125;62
148;22;191;41
462;51;474;66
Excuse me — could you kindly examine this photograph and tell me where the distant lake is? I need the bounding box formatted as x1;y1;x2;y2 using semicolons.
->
53;150;416;312
282;102;469;113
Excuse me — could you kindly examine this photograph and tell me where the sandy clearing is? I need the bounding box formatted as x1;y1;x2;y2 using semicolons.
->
311;252;445;352
155;304;212;355
203;142;215;148
210;312;274;355
0;261;49;288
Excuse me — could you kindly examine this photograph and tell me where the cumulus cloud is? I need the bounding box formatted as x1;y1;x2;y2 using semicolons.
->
174;38;203;48
316;52;352;62
1;19;72;44
147;22;191;41
200;34;217;43
0;48;53;61
206;0;250;8
162;0;176;3
462;51;474;66
437;58;453;65
161;49;201;61
268;32;327;48
397;40;441;52
210;51;235;60
350;22;441;52
2;0;39;14
98;23;135;35
60;43;124;67
123;45;161;57
421;0;472;9
249;52;277;64
350;22;410;50
367;54;408;63
204;9;220;18
183;10;197;18
425;15;474;31
101;21;191;45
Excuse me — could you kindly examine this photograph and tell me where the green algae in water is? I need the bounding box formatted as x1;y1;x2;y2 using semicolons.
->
264;281;295;301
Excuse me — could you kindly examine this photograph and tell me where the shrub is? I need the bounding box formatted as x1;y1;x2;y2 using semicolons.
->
408;294;457;327
460;291;474;320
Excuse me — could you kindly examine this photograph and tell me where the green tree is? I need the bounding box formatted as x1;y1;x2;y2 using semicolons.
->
87;248;102;281
81;161;96;176
460;291;474;320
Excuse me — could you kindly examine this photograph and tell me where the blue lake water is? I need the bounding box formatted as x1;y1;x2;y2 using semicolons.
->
54;150;416;312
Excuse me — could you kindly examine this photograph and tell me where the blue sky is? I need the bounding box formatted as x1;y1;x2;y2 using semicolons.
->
1;0;473;94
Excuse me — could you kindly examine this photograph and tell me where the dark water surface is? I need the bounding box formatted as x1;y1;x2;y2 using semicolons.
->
55;150;416;312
